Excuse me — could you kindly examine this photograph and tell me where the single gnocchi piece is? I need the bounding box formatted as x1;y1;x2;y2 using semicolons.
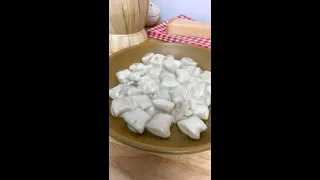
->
146;106;158;117
146;113;173;138
147;67;162;80
109;84;125;99
172;101;193;123
193;67;203;77
199;71;211;84
131;94;153;110
152;87;171;101
160;74;180;89
126;86;142;96
128;69;148;81
190;99;209;120
180;57;197;68
164;54;175;60
123;108;151;134
149;54;165;67
169;89;185;105
163;59;181;73
138;76;159;94
127;123;137;133
110;97;136;117
129;63;149;72
142;53;155;64
177;115;207;140
192;82;207;100
152;98;175;113
116;69;131;84
176;69;191;84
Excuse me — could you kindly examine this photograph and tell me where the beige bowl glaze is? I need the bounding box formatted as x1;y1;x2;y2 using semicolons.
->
109;43;211;154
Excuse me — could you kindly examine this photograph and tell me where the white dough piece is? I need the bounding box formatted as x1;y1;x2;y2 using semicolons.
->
147;67;162;80
128;69;148;81
142;53;155;64
180;57;197;68
177;115;207;140
193;67;203;77
116;69;131;84
163;59;181;73
172;101;193;123
149;54;165;67
152;87;171;101
190;99;209;120
131;94;153;110
129;63;149;72
109;84;125;99
146;106;158;117
126;86;142;96
182;66;196;76
146;113;173;138
169;89;185;105
110;97;135;117
137;76;159;94
160;74;180;89
123;108;151;134
165;54;175;60
176;69;191;84
152;99;175;113
199;71;211;84
192;83;207;100
206;85;211;106
127;124;137;133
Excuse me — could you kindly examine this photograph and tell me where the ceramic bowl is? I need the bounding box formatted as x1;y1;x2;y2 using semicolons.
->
109;43;211;154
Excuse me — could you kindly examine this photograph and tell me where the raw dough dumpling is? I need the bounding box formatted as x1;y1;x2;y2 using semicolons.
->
146;113;173;138
128;69;148;81
131;94;153;110
177;115;207;140
182;66;196;76
127;124;137;133
123;108;151;134
147;67;162;81
199;71;211;84
116;69;131;84
160;74;180;89
149;54;165;68
142;53;154;64
163;59;181;73
146;106;158;117
164;54;175;60
193;67;203;77
126;86;142;96
152;99;175;113
110;97;135;117
190;99;209;120
129;63;149;72
192;82;207;100
180;57;197;68
172;101;193;123
206;85;211;106
138;76;159;94
109;84;125;99
152;87;171;101
176;69;191;84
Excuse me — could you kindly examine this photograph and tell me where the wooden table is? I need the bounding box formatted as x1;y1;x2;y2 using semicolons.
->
109;26;211;180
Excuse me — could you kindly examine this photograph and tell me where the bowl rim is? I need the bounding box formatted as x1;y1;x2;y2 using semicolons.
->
109;42;211;154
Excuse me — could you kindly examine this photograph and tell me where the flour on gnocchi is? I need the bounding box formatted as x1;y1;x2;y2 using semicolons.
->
109;53;211;140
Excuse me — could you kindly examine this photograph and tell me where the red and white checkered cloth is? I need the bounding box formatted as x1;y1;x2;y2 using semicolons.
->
147;15;211;49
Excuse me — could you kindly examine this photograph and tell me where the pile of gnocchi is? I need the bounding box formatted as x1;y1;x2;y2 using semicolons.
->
109;53;211;140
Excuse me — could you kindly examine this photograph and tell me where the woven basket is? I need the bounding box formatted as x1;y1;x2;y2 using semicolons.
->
109;0;150;53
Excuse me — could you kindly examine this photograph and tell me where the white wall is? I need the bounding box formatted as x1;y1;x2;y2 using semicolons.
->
152;0;211;23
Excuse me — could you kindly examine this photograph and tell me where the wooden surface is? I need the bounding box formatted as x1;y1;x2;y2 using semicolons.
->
109;137;211;180
109;23;211;180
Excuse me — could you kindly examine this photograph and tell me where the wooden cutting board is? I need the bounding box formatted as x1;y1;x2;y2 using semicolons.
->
109;23;211;180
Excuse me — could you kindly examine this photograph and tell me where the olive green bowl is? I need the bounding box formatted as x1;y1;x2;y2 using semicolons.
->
109;43;211;154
